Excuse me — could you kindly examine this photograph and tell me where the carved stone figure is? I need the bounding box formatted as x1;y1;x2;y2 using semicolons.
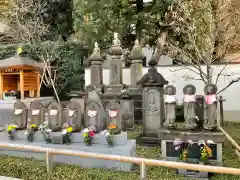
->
29;100;45;126
163;85;177;129
13;100;28;129
85;91;106;132
106;101;122;131
147;96;158;112
47;101;63;132
65;101;82;132
203;83;218;131
183;84;197;130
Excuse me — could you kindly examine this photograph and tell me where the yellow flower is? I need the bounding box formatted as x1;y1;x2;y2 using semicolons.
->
206;146;212;157
31;124;37;128
83;132;88;137
67;126;73;133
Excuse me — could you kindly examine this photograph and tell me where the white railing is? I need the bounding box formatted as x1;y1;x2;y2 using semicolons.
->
1;142;240;179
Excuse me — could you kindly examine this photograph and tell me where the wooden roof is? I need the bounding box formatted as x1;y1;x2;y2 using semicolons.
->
0;55;44;69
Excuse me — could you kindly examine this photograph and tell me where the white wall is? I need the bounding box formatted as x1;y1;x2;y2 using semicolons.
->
85;64;240;121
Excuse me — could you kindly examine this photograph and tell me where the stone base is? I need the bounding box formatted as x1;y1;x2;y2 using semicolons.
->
139;131;161;145
0;130;136;172
176;158;209;179
0;139;136;172
104;84;124;94
161;140;223;165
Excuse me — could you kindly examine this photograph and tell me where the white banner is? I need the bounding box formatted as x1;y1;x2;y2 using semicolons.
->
14;109;22;115
88;110;97;117
32;109;39;116
50;109;58;116
69;110;75;117
108;110;118;118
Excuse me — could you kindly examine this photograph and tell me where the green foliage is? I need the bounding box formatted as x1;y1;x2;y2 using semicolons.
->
73;0;176;47
0;41;86;99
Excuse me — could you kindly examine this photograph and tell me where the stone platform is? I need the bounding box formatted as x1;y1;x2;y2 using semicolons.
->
0;131;136;172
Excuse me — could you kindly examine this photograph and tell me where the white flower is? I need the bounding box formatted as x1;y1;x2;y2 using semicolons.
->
102;129;108;135
207;140;214;145
174;145;180;150
105;132;110;137
43;120;48;125
89;126;96;132
62;129;67;135
194;116;199;121
198;140;205;146
173;138;182;146
83;128;89;133
186;140;193;145
45;129;52;133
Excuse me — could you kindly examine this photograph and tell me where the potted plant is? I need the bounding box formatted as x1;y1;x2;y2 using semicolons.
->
82;126;96;146
198;140;214;164
38;120;52;143
3;90;16;100
102;124;119;147
25;123;38;142
173;139;193;162
7;124;18;140
62;123;73;144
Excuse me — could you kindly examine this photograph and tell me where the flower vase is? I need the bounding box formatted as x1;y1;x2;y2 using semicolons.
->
27;134;34;142
8;134;14;141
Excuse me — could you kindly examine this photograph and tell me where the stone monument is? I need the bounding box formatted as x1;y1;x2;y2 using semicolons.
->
183;84;197;130
47;101;63;132
163;85;177;129
203;83;218;131
120;92;134;130
129;39;144;88
106;101;123;131
85;91;106;132
137;59;168;138
105;33;124;93
86;42;104;93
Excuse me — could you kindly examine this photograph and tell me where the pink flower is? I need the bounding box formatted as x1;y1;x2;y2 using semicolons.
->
89;131;95;137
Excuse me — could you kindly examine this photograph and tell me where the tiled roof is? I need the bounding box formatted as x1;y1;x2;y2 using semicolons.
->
0;55;43;68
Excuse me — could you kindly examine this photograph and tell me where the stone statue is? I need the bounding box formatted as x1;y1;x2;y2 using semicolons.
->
163;85;177;129
183;84;197;130
113;32;121;46
148;96;158;112
203;83;218;131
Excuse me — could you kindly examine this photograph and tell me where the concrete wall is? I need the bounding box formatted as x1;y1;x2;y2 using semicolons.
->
85;64;240;122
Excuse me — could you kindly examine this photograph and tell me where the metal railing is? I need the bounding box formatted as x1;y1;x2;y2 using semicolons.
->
1;142;240;179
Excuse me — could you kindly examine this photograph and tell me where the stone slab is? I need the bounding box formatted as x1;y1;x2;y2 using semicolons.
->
161;140;223;164
0;131;129;146
158;129;225;143
0;139;136;172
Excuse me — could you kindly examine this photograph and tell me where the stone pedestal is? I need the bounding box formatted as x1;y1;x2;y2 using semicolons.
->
159;129;224;166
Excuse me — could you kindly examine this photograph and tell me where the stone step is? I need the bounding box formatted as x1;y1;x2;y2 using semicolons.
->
0;139;136;172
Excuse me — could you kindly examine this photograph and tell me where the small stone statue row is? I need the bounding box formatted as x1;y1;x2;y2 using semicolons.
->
164;83;218;131
13;98;133;134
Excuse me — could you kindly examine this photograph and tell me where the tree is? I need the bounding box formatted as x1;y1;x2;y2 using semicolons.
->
0;0;49;43
163;0;240;94
73;0;175;49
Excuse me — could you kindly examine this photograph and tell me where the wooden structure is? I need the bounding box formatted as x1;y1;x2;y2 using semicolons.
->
0;55;43;100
